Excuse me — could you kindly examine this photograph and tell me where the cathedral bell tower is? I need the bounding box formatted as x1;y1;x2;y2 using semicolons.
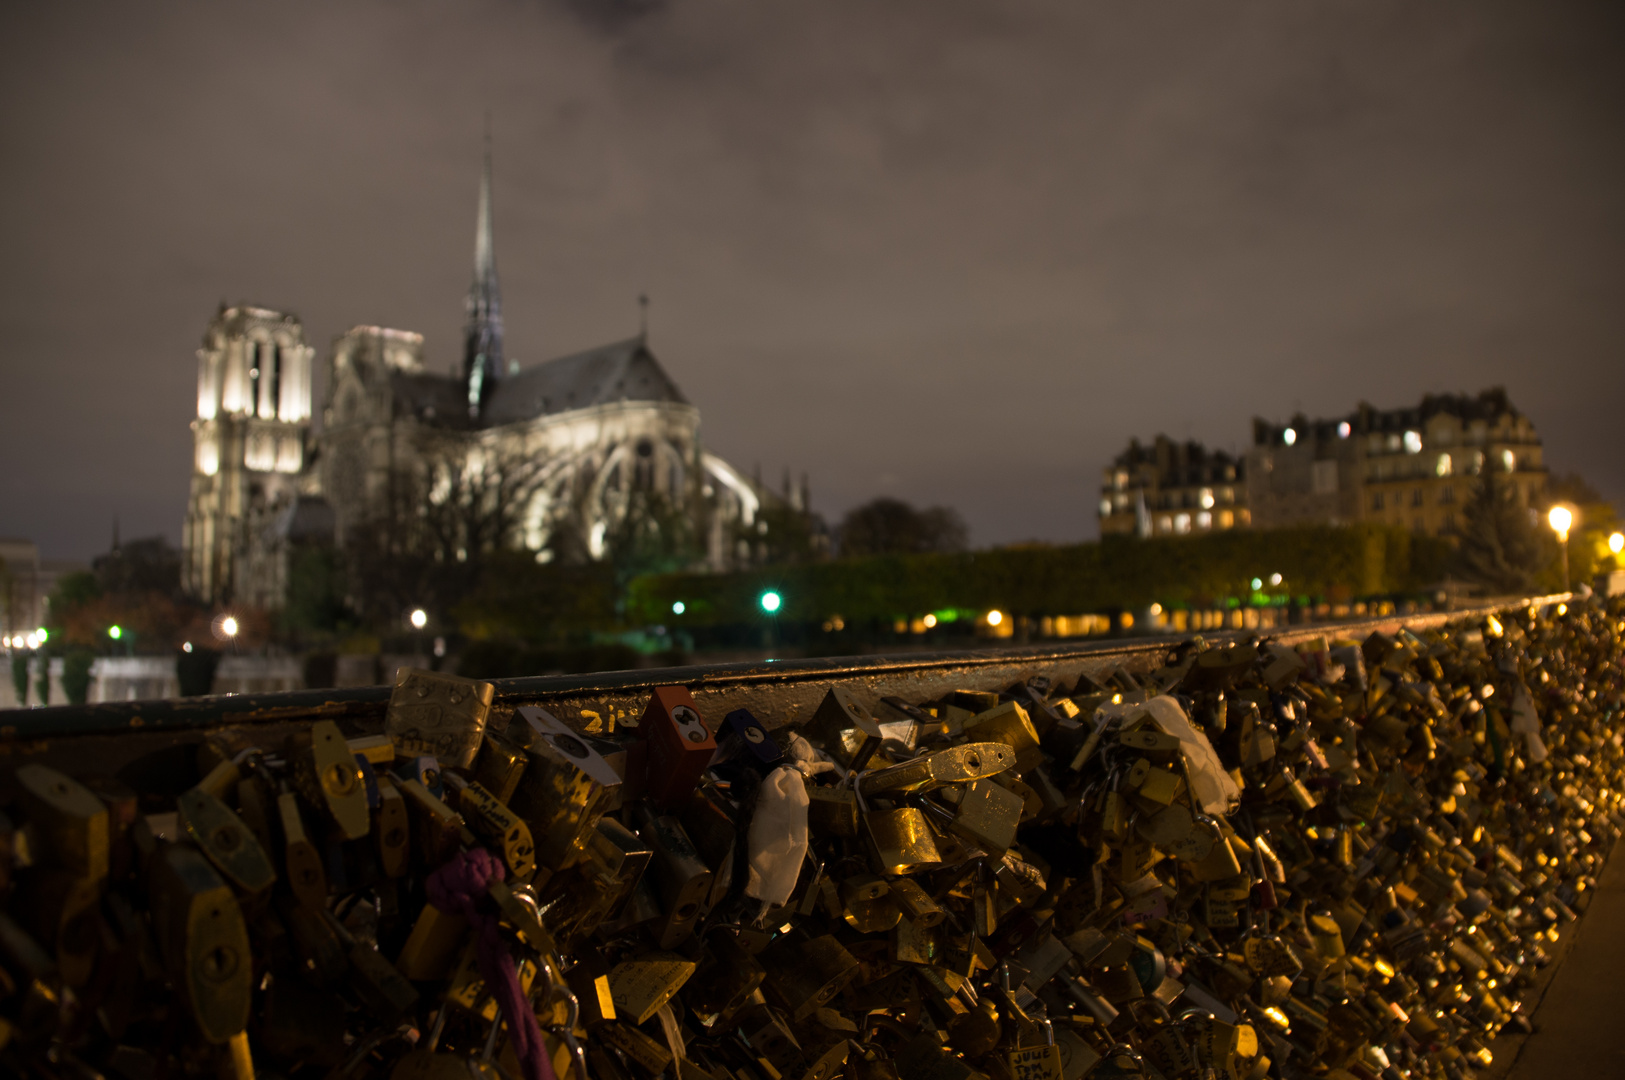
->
183;306;314;603
463;138;505;419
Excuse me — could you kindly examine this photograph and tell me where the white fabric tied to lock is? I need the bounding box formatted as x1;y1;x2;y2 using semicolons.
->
1510;682;1548;764
745;765;811;907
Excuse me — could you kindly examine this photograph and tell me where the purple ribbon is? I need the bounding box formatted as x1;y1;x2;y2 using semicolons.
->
427;849;556;1080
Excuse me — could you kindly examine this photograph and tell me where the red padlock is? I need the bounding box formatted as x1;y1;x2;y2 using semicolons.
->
638;686;716;809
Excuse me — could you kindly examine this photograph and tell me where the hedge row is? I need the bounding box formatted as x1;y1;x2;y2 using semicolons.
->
626;524;1453;628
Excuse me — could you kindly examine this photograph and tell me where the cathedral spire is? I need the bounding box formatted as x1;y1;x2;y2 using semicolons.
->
464;122;505;419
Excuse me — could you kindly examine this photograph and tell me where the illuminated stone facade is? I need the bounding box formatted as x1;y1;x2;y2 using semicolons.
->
1247;389;1546;536
1098;437;1249;538
1100;388;1545;540
182;156;768;607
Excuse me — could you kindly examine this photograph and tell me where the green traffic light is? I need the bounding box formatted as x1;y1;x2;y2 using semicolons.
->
108;625;122;640
760;591;782;614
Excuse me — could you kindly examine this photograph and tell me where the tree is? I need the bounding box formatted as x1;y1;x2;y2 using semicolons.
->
837;498;968;558
1451;472;1544;594
345;439;550;629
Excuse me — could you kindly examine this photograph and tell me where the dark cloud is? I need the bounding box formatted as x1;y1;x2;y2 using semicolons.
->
2;1;1622;561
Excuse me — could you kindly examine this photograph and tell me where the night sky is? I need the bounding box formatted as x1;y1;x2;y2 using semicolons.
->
3;1;1622;563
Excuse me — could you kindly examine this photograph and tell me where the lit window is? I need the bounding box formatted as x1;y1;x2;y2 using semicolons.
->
1099;498;1112;517
1175;513;1192;533
1436;453;1451;477
1403;430;1423;454
1502;449;1516;472
1221;486;1234;504
1283;428;1298;446
1337;421;1351;438
1157;515;1173;533
1197;511;1212;529
1200;487;1215;509
1219;509;1234;529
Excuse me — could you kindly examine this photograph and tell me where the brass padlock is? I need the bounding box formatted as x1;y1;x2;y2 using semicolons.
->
636;809;713;949
147;844;252;1043
807;784;861;837
684;929;766;1026
396;902;467;981
396;776;472;867
759;933;859;1020
15;764;109;881
287;721;370;841
805;687;885;768
840;874;902;933
943;778;1024;854
385;668;494;770
866;806;943;875
177;787;276;905
446;776;536;879
964;700;1044;773
374;775;410;878
861;742;1016;797
509;706;622;871
471;727;530;804
606;950;696;1024
275;791;329;910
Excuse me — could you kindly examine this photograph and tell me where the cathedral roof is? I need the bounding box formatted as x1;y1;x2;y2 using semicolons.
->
482;336;689;426
389;370;476;429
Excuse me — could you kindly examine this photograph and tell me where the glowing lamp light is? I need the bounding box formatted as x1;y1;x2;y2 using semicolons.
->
1403;430;1423;454
221;616;240;638
1609;532;1623;555
759;591;782;614
1269;572;1283;587
182;642;194;653
1547;505;1573;540
1337;421;1351;438
986;609;1004;627
409;608;428;630
671;600;686;615
1282;428;1297;446
35;628;46;643
1251;577;1263;591
108;625;122;640
923;613;938;628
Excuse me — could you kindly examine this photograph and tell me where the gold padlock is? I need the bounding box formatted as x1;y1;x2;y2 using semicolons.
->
636;810;713;949
866;806;943;875
275;791;328;910
606;951;696;1024
287;721;370;841
374;776;410;879
148;844;252;1044
943;778;1024;854
177;788;276;905
447;777;536;879
471;727;530;803
385;668;494;770
509;707;622;871
861;742;1015;797
15;764;109;881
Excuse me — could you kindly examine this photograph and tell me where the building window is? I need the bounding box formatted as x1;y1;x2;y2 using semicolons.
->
1237;509;1251;526
1411;488;1424;507
1175;513;1191;534
1443;511;1455;531
1440;485;1454;504
1099;498;1112;517
1114;470;1128;491
1371;492;1385;511
1435;453;1451;477
1221;486;1234;504
1200;487;1215;509
1502;449;1516;472
1157;515;1173;534
1197;510;1212;529
1219;509;1234;529
1312;460;1338;495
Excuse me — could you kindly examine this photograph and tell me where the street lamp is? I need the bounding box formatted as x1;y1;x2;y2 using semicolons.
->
1610;532;1624;557
759;591;782;614
221;615;239;639
409;608;428;630
1547;505;1574;590
108;625;122;641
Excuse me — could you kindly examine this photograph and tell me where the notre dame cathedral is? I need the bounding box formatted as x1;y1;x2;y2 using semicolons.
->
182;151;784;609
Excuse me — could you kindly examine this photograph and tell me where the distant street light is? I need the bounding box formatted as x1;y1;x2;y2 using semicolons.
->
108;625;122;640
1610;531;1624;556
410;608;429;630
221;615;239;638
671;601;686;615
759;591;782;614
1548;505;1574;590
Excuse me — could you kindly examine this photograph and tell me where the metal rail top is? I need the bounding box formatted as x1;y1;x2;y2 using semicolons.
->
0;595;1566;745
